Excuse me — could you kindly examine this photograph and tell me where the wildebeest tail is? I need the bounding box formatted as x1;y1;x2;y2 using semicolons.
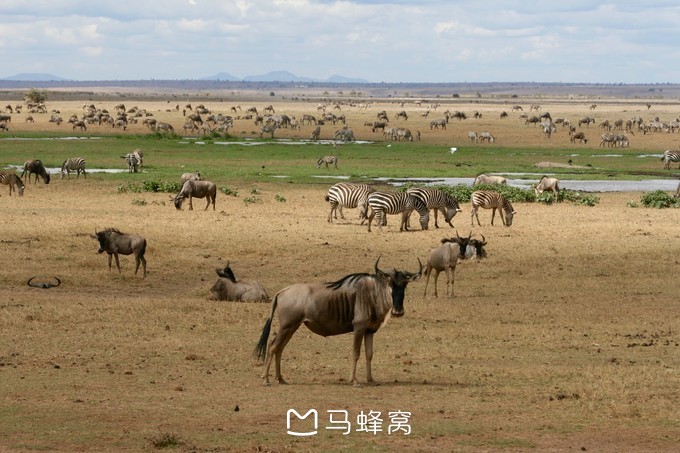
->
255;295;278;361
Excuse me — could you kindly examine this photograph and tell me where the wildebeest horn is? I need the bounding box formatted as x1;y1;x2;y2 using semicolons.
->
414;257;423;276
27;276;61;289
374;256;383;275
480;234;487;245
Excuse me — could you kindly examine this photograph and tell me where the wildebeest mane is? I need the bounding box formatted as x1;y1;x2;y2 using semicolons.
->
325;272;371;290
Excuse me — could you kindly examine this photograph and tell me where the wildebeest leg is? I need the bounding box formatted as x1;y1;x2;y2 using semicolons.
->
423;269;431;297
446;267;454;297
188;196;194;210
350;329;366;387
433;269;440;298
135;254;147;277
114;253;122;273
364;332;377;385
263;324;301;385
107;254;113;272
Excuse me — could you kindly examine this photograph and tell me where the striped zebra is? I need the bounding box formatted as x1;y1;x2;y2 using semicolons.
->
61;157;87;180
366;191;429;232
470;190;515;227
661;150;680;170
316;155;338;169
406;187;462;228
0;171;25;196
124;153;139;173
325;182;373;223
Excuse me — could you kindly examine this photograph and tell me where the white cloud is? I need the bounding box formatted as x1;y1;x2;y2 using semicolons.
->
0;1;678;83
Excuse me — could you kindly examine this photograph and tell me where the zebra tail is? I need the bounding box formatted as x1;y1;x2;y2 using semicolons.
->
324;194;330;202
254;295;279;362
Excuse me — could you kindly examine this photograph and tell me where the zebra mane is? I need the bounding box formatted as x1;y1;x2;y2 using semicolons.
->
326;272;371;290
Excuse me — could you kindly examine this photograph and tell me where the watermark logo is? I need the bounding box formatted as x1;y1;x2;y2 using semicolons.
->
286;409;318;437
286;409;411;436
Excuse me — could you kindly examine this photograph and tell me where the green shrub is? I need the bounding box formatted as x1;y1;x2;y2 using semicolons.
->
117;180;180;194
640;190;680;208
275;194;286;203
220;186;239;197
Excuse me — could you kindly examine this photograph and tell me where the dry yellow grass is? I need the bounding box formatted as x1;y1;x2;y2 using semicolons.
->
0;92;679;451
0;174;679;451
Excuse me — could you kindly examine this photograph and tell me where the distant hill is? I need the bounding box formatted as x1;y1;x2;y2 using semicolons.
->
243;71;315;83
201;72;240;81
2;73;67;82
326;74;370;84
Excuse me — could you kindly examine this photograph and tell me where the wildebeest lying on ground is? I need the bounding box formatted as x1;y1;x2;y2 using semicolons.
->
174;179;216;211
92;228;147;277
256;257;422;386
209;262;269;302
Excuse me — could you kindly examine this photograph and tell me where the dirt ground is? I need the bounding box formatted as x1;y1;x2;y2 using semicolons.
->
0;173;679;451
1;93;680;451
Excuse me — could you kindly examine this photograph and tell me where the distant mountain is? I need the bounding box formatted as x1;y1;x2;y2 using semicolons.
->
201;72;240;81
2;73;67;81
243;71;315;83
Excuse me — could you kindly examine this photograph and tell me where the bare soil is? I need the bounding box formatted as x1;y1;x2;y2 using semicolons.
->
0;94;679;451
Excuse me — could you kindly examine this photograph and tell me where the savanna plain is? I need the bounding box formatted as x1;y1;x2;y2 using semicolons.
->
0;87;679;452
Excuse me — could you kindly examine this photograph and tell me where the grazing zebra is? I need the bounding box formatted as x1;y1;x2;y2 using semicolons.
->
260;123;277;138
61;158;87;180
316;155;338;169
366;191;429;232
406;187;462;228
478;131;495;143
470;190;515;227
0;172;25;196
661;150;680;169
325;182;373;223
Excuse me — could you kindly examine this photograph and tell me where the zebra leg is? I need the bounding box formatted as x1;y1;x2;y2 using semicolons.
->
490;208;497;226
434;208;439;228
338;205;345;220
367;210;376;232
498;209;506;226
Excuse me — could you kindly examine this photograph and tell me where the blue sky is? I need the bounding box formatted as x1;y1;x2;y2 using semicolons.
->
1;0;679;83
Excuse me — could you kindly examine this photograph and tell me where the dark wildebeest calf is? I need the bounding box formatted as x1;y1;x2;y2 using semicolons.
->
93;228;147;277
256;257;422;386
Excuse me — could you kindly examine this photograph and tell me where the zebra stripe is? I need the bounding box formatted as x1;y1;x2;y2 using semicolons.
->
0;171;25;196
471;190;515;227
325;183;373;223
317;155;338;169
367;191;429;232
406;187;462;228
661;150;680;170
61;157;87;180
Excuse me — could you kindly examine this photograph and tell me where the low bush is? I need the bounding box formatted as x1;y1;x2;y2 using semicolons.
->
639;190;680;208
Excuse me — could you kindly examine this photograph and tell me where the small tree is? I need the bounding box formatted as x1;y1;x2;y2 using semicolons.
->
25;88;48;104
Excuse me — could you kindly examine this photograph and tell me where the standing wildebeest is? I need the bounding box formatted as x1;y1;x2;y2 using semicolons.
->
0;172;25;196
570;132;588;144
255;257;422;386
473;174;507;186
471;190;515;227
21;160;51;184
535;176;560;198
423;233;474;298
93;228;147;277
209;262;269;302
174;179;217;211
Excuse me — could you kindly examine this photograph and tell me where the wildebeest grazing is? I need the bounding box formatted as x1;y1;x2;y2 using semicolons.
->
535;176;560;198
21;160;51;184
209;262;269;302
255;257;422;386
92;228;147;277
174;179;217;211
